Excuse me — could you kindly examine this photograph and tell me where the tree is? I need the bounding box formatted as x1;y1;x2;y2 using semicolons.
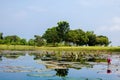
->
0;32;3;40
66;30;79;45
96;35;110;46
42;27;60;46
20;38;27;45
75;29;88;46
66;29;88;46
4;35;21;45
86;31;96;46
0;33;4;44
56;21;70;42
0;39;4;44
3;35;21;49
34;35;46;46
28;39;35;46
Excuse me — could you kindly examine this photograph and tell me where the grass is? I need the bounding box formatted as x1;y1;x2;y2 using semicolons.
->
36;46;120;52
0;45;35;51
0;44;120;52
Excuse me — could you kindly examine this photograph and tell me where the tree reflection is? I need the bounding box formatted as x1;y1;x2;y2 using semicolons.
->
0;55;2;61
55;69;69;77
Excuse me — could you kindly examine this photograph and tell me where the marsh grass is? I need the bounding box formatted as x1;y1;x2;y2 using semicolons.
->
36;46;120;52
0;44;120;52
0;45;35;51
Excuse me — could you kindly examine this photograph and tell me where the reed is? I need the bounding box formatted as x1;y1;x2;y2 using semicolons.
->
0;44;120;52
36;46;120;52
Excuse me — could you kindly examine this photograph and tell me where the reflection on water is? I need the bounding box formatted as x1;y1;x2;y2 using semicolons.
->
107;64;112;74
0;54;2;61
55;69;69;77
0;51;120;80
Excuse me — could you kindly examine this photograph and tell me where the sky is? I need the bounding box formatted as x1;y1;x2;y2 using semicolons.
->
0;0;120;46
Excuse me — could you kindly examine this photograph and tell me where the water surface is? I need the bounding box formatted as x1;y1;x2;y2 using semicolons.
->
0;51;120;80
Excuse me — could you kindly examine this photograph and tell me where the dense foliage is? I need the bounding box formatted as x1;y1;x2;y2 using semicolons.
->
0;21;110;46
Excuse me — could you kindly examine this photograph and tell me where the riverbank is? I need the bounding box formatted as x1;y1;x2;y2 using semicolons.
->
0;44;120;52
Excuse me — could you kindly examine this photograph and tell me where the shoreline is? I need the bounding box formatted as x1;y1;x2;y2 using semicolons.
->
0;45;120;52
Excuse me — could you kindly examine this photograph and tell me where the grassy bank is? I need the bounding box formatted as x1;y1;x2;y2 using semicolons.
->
0;45;35;51
36;46;120;52
0;44;120;52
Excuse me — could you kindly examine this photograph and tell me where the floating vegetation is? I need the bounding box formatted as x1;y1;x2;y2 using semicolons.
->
0;50;120;80
0;65;53;73
34;50;108;64
27;73;55;77
3;54;25;59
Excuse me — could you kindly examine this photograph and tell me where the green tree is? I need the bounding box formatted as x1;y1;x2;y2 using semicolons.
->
0;39;4;44
56;21;70;42
34;35;46;46
0;32;3;39
42;27;60;46
0;33;4;44
20;38;27;45
86;31;96;46
75;29;88;46
4;35;21;49
66;30;79;45
28;39;35;46
4;35;21;45
66;29;88;46
96;35;110;46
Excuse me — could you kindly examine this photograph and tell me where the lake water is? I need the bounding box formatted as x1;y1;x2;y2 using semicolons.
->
0;51;120;80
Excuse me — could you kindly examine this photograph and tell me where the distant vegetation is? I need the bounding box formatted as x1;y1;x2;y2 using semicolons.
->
0;21;110;47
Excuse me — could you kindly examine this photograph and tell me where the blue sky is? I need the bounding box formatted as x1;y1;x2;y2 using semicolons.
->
0;0;120;46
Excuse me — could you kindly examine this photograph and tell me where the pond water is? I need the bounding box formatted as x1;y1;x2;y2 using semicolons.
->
0;51;120;80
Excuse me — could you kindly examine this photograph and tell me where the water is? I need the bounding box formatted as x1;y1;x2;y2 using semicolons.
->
0;51;120;80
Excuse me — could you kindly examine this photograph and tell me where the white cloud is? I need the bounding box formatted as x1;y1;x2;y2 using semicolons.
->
112;17;120;24
97;17;120;32
109;25;120;31
95;17;120;46
99;25;120;32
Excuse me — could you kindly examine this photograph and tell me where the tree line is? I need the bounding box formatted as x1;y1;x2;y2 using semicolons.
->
0;21;111;47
